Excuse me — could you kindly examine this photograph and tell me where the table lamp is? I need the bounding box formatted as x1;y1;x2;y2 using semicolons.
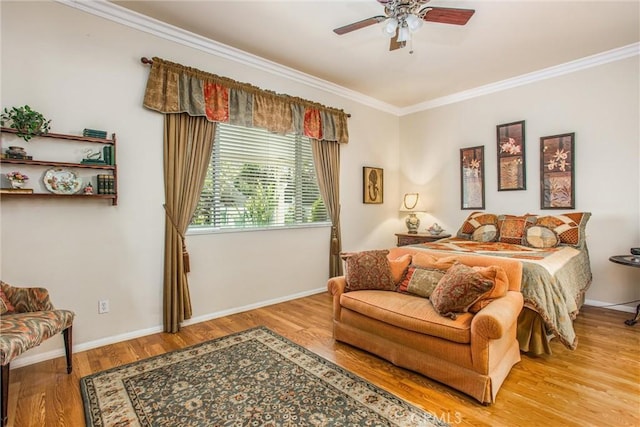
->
400;193;423;234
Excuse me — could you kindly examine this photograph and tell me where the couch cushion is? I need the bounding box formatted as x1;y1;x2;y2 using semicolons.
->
397;266;445;297
340;290;472;343
341;250;395;292
430;263;494;319
388;253;412;285
0;310;74;365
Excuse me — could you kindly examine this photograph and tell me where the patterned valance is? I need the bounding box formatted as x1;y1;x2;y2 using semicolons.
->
143;57;349;144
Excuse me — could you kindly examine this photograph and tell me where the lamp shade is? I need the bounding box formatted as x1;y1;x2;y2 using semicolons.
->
400;193;420;211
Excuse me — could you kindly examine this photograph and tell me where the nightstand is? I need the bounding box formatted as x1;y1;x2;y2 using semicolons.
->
395;232;452;247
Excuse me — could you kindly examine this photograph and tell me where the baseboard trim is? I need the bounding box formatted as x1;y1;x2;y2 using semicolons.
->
9;287;326;370
584;299;637;313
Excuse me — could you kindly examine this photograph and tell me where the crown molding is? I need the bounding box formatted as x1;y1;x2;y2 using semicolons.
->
55;1;637;118
54;0;402;116
400;42;640;115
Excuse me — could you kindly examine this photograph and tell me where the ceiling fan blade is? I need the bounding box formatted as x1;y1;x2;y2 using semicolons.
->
423;7;475;25
389;28;405;51
333;15;386;35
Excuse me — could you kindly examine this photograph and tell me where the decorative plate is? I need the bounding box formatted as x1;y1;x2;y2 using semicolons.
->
43;168;82;194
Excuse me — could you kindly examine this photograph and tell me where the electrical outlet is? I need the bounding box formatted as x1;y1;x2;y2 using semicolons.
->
98;299;110;314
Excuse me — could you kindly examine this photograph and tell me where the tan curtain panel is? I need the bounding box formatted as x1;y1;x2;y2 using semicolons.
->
311;139;343;277
143;57;349;144
163;114;216;333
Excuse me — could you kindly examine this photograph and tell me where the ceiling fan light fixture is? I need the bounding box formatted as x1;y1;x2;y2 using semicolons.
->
405;13;423;32
397;25;411;42
381;18;398;37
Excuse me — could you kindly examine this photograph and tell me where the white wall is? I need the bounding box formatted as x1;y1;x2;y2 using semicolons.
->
0;1;400;365
400;56;640;308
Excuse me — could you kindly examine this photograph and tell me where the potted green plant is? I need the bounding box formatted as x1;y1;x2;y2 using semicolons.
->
0;105;51;142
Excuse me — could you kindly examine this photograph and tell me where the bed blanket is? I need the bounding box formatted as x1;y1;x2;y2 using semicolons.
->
408;238;592;350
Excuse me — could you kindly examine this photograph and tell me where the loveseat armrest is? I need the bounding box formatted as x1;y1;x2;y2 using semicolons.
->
1;281;55;313
327;276;347;321
471;291;524;340
327;276;347;296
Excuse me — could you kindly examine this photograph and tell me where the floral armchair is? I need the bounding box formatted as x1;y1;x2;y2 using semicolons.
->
0;281;74;427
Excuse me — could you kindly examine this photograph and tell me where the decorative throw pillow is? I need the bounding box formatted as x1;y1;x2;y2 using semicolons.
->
430;263;494;319
457;212;499;240
468;265;509;313
472;224;498;242
388;254;412;285
497;215;537;244
398;266;446;298
535;212;591;247
525;225;559;249
0;286;15;314
341;250;395;292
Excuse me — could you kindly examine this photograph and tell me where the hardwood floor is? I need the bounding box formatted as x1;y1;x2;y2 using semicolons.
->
5;293;640;426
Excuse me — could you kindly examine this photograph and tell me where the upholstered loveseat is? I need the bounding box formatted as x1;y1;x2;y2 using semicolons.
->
327;247;524;404
0;281;74;427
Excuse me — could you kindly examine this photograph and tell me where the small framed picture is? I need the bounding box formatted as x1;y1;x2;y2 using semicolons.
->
496;120;526;191
363;166;383;204
460;146;485;210
540;133;575;209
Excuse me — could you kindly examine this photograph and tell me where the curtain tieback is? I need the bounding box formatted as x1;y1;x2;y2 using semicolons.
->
163;204;190;273
330;225;339;255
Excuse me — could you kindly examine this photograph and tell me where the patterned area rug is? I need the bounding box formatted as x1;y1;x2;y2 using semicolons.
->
81;326;448;426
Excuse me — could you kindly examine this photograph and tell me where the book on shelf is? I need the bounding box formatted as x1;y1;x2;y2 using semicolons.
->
83;128;108;139
0;188;34;194
2;153;33;160
96;174;116;194
81;158;107;165
102;145;115;165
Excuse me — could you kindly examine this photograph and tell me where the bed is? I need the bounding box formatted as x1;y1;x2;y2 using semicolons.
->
404;211;592;355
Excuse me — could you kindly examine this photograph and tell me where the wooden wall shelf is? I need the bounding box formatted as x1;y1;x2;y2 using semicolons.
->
0;127;118;205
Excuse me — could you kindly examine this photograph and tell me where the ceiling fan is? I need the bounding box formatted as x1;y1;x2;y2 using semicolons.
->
333;0;475;52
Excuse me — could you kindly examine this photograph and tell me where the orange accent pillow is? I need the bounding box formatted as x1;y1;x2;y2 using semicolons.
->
468;265;509;313
388;254;412;285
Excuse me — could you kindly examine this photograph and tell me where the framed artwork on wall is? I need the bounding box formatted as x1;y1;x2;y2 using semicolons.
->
496;120;526;191
540;132;575;209
460;146;485;210
363;166;383;204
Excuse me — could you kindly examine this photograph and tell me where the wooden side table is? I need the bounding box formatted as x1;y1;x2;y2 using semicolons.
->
609;255;640;326
395;232;451;247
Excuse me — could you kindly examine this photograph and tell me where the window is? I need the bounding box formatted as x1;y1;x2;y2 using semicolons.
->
190;123;328;231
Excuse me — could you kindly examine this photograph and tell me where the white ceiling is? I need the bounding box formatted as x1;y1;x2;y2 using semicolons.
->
111;0;639;110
